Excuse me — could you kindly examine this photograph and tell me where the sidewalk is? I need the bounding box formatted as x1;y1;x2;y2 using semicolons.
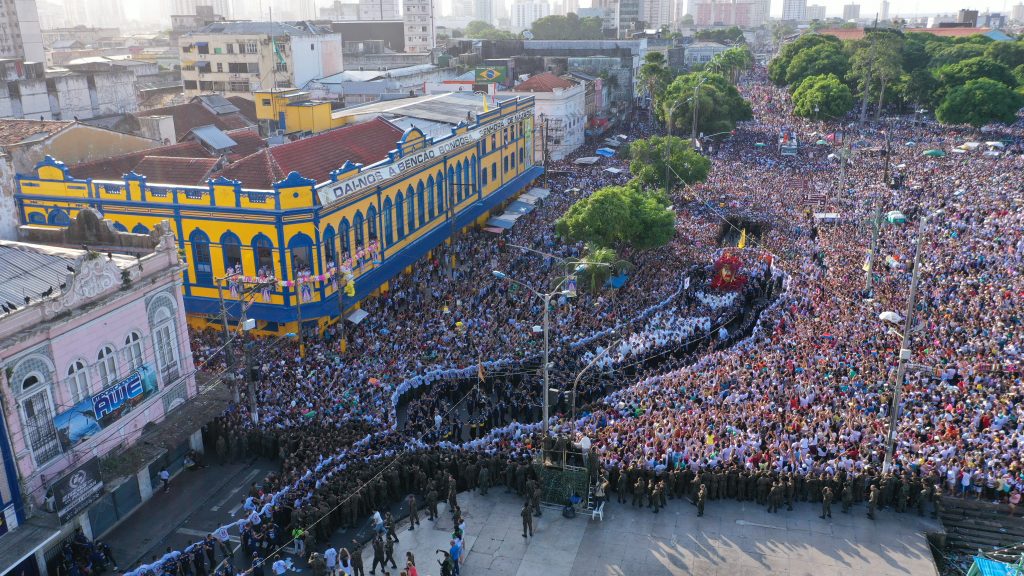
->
103;462;253;568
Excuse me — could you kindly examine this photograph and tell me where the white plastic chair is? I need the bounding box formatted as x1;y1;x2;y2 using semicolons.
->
592;501;605;521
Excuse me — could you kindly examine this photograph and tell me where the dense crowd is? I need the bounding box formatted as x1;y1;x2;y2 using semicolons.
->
126;66;1024;575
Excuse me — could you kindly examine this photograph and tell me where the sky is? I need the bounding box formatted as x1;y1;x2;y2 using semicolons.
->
51;0;1018;26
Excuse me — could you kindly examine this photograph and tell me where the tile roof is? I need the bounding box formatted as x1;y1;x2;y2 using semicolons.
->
131;156;219;186
227;96;258;121
512;72;576;93
817;27;997;41
0;119;72;148
69;140;211;181
225;129;266;158
137;99;255;140
215;118;402;189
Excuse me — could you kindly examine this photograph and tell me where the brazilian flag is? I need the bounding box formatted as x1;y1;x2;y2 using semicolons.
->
474;66;507;83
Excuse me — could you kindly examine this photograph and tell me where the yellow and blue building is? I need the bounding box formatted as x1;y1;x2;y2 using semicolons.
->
15;93;542;334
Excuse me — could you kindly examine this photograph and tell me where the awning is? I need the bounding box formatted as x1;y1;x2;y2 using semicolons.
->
528;187;550;198
483;226;505;234
195;41;209;47
604;167;623;174
596;148;616;157
506;200;535;214
574;156;600;165
603;139;622;147
485;216;518;229
346;309;369;324
517;193;540;204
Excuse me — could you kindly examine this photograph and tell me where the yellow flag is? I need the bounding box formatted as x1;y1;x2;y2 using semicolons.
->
482;92;489;112
738;229;747;249
862;250;872;272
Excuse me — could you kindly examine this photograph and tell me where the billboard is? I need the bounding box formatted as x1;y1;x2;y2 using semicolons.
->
54;365;159;451
474;66;507;83
52;458;104;524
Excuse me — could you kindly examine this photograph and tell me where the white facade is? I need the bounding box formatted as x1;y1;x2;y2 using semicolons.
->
404;0;435;53
806;4;826;19
642;0;672;29
528;84;585;162
1013;3;1024;22
512;0;551;31
359;0;401;20
842;3;860;20
781;0;806;21
474;0;495;25
879;0;889;20
0;0;45;63
172;0;231;17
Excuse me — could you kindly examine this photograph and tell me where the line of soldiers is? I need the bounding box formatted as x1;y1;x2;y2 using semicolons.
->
608;463;946;519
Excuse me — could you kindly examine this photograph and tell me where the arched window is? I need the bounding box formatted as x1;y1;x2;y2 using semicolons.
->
67;360;90;404
353;211;365;248
426;176;435;219
132;223;149;234
416;182;426;226
471;156;478;193
288;233;313;278
113;222;127;232
48;208;70;226
322;225;336;266
367;205;378;242
454;163;463;202
190;229;213;285
395;193;405;239
151;305;179;384
339;218;351;259
436;172;445;213
124;332;144;371
406;185;416;232
447;167;456;206
221;231;242;275
28;212;45;224
382;198;394;246
21;381;61;464
97;345;118;385
252;234;274;277
464;161;471;194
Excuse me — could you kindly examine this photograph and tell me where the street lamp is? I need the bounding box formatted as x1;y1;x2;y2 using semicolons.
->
492;262;607;436
878;211;939;474
570;336;623;431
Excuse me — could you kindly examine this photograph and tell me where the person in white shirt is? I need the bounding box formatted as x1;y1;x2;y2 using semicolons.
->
271;556;288;576
323;547;337;576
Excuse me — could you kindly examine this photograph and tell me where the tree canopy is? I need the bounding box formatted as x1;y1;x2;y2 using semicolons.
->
935;78;1024;127
707;46;754;84
638;51;672;100
657;72;752;137
463;20;516;40
792;73;854;119
555;183;676;250
694;26;745;44
784;41;850;89
769;34;838;86
627;135;711;191
530;13;603;40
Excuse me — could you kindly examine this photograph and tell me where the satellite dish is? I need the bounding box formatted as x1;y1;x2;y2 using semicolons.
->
523;30;534;39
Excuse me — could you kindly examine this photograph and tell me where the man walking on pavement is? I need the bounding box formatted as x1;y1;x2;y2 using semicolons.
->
159;467;171;493
407;493;420;530
696;484;706;517
521;501;534;537
868;485;879;520
369;534;386;575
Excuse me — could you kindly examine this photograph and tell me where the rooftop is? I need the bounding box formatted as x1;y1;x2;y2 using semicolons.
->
512;72;577;93
137;96;257;141
191;21;333;36
131;156;219;186
338;92;500;126
317;64;439;83
0;119;72;148
215;117;403;189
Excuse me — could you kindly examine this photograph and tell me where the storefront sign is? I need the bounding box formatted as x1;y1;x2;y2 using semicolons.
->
320;110;533;206
52;458;104;524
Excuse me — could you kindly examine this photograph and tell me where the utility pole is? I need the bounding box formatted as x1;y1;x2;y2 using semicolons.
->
865;199;882;293
216;283;239;403
335;266;347;353
664;104;672;195
296;284;305;358
882;129;892;187
882;214;928;474
245;339;258;425
542;291;552;435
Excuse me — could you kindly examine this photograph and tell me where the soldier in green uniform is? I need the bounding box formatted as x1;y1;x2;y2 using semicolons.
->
532;483;543;517
478;465;490;496
868;484;879;520
842;482;853;514
426;485;439;521
633;477;646;508
696;484;706;517
785;476;795;511
897;478;910;513
521;501;534;538
820;486;833;519
932;485;943;519
652;481;664;513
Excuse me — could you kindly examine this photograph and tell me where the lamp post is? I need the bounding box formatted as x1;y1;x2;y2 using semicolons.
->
570;336;623;432
215;273;276;423
492;261;607;435
879;213;934;474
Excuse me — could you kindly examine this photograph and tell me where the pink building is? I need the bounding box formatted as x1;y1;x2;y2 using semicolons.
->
0;211;196;518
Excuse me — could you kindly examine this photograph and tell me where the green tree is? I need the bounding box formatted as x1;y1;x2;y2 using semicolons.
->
576;244;632;293
791;74;854;119
694;26;745;44
984;41;1024;69
936;56;1018;91
769;34;836;85
708;45;754;84
898;68;940;108
1015;63;1024;86
530;13;603;40
936;78;1024;127
658;72;752;137
627;135;711;191
784;42;850;89
638;51;672;107
463;20;516;40
848;31;904;123
555;184;677;250
928;43;987;68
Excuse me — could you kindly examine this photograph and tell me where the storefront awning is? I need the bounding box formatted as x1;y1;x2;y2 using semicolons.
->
574;156;600;165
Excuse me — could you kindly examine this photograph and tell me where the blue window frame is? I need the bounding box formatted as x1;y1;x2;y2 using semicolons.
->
323;225;336;266
406;185;416;232
395;193;406;239
416;182;426;226
221;231;242;274
48;208;70;225
427;176;435;219
367;205;378;242
353;211;365;248
339;218;351;258
190;229;213;285
252;233;274;277
288;233;313;278
382;198;394;246
27;212;45;224
132;224;149;234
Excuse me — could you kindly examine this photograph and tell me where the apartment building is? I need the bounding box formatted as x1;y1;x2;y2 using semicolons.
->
404;0;435;53
179;21;344;99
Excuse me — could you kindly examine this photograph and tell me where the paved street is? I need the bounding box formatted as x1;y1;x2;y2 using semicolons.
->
352;491;941;576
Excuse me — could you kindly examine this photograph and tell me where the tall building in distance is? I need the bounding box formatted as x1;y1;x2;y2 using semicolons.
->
474;0;495;25
0;0;44;63
616;0;641;34
404;0;435;53
360;0;401;20
512;0;551;31
692;0;769;27
564;0;580;15
642;0;672;28
957;8;978;25
1012;3;1024;23
172;0;231;18
843;3;860;20
879;0;889;20
782;0;806;21
806;4;826;19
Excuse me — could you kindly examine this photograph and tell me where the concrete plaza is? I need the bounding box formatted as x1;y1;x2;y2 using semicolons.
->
361;490;941;576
